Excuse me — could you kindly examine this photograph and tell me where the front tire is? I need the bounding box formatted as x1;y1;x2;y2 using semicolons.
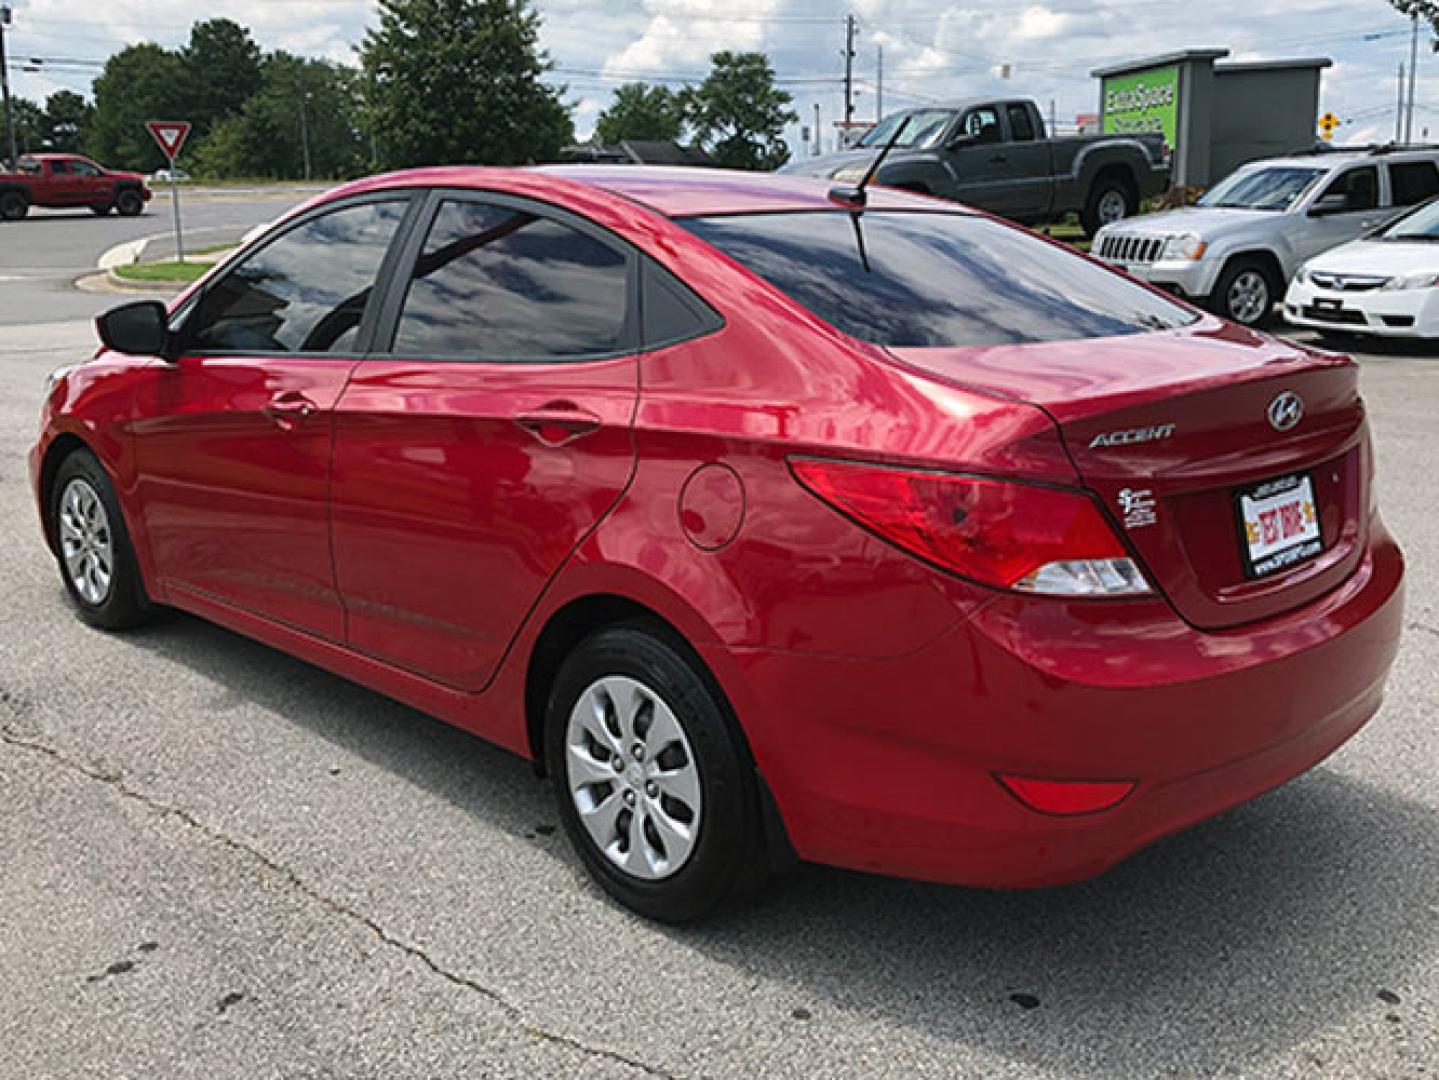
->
49;450;155;630
115;188;144;217
544;624;767;922
1081;176;1136;237
1211;258;1279;327
0;190;28;221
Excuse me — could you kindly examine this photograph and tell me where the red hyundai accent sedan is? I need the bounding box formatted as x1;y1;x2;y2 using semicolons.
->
31;166;1405;921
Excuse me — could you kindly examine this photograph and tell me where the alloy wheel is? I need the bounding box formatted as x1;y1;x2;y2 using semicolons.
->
59;478;114;606
564;675;703;881
1227;270;1271;325
1097;188;1129;225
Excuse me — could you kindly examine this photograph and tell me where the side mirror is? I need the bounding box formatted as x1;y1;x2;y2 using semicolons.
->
96;300;171;358
1309;193;1351;218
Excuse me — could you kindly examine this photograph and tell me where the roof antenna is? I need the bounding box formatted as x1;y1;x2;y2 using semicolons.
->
828;115;911;210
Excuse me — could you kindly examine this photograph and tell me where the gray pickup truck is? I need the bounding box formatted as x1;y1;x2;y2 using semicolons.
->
781;99;1171;236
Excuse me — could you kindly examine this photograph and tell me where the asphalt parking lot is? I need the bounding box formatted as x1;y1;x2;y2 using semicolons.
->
1;307;1436;1074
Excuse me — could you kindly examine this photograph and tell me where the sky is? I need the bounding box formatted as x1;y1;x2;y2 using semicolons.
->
3;0;1436;153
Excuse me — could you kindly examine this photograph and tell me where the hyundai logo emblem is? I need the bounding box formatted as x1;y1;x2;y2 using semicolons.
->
1268;391;1304;432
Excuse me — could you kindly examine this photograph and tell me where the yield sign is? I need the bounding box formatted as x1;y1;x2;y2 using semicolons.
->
146;120;192;163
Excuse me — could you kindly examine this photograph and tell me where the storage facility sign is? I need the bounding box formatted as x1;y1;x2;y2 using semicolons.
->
1101;65;1180;149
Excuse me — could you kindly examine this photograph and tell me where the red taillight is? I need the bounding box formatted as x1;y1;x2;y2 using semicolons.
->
996;775;1136;816
789;457;1148;596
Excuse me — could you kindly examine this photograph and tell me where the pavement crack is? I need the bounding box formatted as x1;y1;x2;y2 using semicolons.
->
0;725;677;1080
1407;620;1439;640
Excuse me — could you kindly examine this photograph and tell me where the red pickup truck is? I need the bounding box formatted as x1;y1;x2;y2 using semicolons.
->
0;154;151;221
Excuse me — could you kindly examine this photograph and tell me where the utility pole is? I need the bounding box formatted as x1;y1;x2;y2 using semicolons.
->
1407;12;1420;144
842;14;856;132
876;45;883;121
1398;63;1406;143
298;87;313;181
0;5;17;170
812;102;821;156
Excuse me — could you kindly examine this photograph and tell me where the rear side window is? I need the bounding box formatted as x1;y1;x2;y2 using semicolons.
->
185;199;407;354
682;211;1196;348
390;199;630;360
1007;104;1036;142
1390;161;1439;206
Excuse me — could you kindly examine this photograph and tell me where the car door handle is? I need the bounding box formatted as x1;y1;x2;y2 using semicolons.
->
263;392;318;429
516;402;602;446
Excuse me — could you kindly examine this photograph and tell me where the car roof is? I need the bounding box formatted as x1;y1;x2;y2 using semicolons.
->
538;165;952;216
341;164;941;217
1240;148;1439;172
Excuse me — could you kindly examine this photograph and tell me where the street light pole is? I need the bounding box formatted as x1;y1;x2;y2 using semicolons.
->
0;5;18;170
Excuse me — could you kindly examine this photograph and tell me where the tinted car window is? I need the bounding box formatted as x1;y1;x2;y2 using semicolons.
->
70;160;100;177
1318;166;1379;212
391;199;630;359
1007;104;1036;142
642;260;722;349
185;200;406;354
683;211;1197;348
49;161;70;175
1390;161;1439;206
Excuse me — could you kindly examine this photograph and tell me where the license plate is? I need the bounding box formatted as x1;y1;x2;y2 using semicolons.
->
1237;474;1323;579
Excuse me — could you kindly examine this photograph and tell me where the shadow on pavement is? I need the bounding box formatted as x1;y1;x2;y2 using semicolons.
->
127;610;1433;1077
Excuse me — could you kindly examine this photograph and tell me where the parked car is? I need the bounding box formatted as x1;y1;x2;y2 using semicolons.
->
0;153;151;220
781;98;1170;236
32;167;1404;922
1285;193;1439;339
148;167;192;184
1094;146;1439;326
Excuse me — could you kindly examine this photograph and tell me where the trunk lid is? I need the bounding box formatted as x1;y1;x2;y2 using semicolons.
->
888;320;1370;629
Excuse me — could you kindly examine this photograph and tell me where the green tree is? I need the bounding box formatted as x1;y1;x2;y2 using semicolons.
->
1;97;46;158
87;43;192;170
594;83;684;144
359;0;573;168
181;19;264;135
192;52;364;180
42;91;93;153
680;52;795;170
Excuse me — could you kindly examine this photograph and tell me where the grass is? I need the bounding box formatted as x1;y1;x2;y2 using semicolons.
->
113;260;215;284
1044;221;1091;254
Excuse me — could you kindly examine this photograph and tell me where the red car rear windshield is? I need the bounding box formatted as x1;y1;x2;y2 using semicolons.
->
682;210;1197;348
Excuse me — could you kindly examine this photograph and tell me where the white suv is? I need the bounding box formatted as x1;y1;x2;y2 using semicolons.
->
1093;148;1439;326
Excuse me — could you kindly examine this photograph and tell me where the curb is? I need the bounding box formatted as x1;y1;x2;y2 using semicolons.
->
75;271;182;296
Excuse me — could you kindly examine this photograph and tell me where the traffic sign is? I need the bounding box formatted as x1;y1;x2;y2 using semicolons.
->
145;120;192;263
145;120;191;163
1318;112;1340;141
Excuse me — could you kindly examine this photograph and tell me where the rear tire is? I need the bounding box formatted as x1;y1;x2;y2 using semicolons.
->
1081;175;1136;237
49;450;156;631
544;623;768;923
0;190;28;221
115;188;143;217
1211;258;1279;328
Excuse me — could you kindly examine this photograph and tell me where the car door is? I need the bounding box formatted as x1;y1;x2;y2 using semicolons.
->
330;191;641;691
997;103;1053;220
131;194;415;641
45;160;82;206
1297;165;1390;264
68;158;107;204
939;106;1016;213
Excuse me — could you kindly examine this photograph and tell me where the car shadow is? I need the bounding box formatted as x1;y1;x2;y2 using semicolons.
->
125;610;1433;1077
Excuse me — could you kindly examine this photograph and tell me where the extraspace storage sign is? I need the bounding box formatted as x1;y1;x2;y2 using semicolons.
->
1101;65;1180;149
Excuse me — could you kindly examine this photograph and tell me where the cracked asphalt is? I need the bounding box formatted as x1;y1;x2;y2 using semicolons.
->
1;320;1436;1079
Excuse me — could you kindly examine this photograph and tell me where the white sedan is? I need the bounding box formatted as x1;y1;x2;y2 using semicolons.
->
1286;198;1439;339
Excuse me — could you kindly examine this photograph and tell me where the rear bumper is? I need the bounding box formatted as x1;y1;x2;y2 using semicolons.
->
716;523;1404;888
